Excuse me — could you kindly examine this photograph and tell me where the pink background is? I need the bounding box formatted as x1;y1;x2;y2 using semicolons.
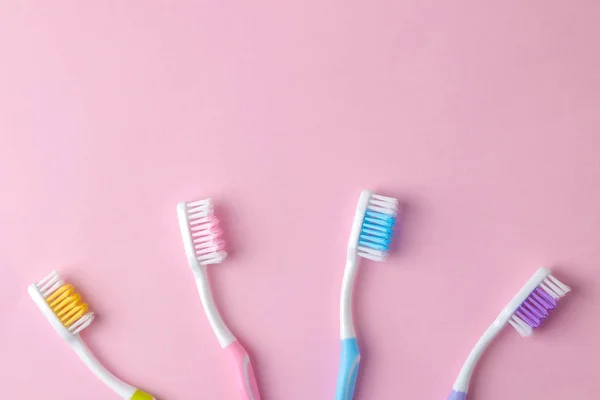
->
1;1;599;399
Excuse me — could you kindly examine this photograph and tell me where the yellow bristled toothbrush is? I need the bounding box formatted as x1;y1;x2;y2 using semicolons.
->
28;270;157;400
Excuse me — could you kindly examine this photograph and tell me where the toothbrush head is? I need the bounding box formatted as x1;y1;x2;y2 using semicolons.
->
177;198;227;267
507;268;571;337
348;190;399;262
28;271;95;338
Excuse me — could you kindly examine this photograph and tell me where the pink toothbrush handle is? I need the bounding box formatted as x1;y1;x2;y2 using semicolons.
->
225;340;261;400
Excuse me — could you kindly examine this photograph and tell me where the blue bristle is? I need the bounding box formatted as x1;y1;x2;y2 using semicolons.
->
364;211;396;227
361;222;391;233
359;234;390;246
359;213;395;252
361;227;391;238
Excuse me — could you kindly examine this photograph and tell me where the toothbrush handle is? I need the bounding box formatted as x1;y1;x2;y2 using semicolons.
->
70;338;156;399
447;390;468;400
335;338;361;400
448;322;504;400
130;390;157;400
226;340;261;400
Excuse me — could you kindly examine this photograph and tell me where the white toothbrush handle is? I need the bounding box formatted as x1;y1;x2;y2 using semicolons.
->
193;266;236;347
340;255;359;339
70;337;155;399
451;322;504;393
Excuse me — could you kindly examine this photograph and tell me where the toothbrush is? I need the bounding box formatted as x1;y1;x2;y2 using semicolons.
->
336;190;399;400
177;198;261;400
447;267;571;400
28;271;156;400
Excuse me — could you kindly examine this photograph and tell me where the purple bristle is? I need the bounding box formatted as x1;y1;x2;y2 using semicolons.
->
516;307;540;328
517;297;545;328
516;283;563;330
532;289;555;310
535;287;557;309
526;297;549;318
509;272;570;337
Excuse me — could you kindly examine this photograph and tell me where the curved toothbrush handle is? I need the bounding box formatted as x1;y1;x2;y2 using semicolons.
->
448;321;505;400
70;338;156;399
335;338;361;400
226;340;261;400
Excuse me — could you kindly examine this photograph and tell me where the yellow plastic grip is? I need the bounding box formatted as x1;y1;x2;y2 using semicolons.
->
131;390;154;400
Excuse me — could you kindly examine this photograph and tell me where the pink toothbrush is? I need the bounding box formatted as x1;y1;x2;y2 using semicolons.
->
177;198;261;399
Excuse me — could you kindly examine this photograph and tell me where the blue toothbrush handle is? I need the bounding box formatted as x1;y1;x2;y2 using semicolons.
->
447;390;468;400
335;338;361;400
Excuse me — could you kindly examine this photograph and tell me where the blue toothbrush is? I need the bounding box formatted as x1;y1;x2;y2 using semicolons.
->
336;190;399;400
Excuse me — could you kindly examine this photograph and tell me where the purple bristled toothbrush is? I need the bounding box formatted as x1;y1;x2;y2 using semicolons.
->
447;267;570;400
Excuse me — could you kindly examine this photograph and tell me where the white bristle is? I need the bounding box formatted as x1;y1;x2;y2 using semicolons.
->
69;312;95;334
367;195;399;216
539;276;570;300
188;212;208;220
193;236;213;244
180;198;227;265
192;231;211;238
187;199;211;207
367;204;395;215
539;282;557;299
509;315;533;337
195;242;216;251
549;275;571;292
190;218;211;226
357;246;386;261
372;194;396;202
37;270;64;298
187;205;209;213
544;275;571;298
188;201;211;210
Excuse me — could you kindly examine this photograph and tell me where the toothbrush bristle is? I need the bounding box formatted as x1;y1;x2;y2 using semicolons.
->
508;274;570;337
36;271;95;334
185;199;227;265
357;193;399;262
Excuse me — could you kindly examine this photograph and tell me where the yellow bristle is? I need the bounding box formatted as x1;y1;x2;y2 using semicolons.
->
46;284;74;304
45;283;90;327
